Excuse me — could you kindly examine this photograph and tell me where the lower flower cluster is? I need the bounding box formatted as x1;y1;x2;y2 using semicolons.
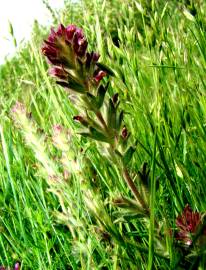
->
175;204;206;246
0;262;20;270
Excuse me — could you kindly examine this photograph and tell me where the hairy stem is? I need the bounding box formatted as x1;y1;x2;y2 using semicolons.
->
95;107;148;214
123;168;149;213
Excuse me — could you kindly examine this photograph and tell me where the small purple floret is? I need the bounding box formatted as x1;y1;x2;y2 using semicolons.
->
14;262;20;270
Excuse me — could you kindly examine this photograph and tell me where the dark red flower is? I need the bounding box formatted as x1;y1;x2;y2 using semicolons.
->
72;28;87;57
56;24;66;37
94;70;107;83
42;24;87;68
112;93;119;104
176;204;202;246
49;66;69;80
121;126;128;139
73;115;89;127
42;24;108;93
86;52;100;69
92;52;100;62
66;25;77;40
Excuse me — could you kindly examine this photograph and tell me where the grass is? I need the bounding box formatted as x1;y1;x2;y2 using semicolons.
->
0;0;206;269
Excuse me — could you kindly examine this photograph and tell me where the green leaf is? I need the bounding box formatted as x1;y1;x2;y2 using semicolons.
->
96;62;115;76
96;83;109;109
76;57;84;70
68;80;85;92
79;127;109;143
86;92;97;102
57;79;85;93
89;127;109;142
123;146;136;166
107;99;116;129
113;197;144;212
117;110;124;130
84;92;98;110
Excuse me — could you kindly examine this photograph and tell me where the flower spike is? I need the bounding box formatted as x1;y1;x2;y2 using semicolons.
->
42;24;107;93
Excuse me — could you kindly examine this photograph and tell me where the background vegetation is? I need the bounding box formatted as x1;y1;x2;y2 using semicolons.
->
0;0;206;269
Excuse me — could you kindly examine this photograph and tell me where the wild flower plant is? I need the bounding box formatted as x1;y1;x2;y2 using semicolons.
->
42;24;149;213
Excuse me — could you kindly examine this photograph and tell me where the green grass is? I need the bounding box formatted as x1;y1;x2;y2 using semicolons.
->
1;0;206;269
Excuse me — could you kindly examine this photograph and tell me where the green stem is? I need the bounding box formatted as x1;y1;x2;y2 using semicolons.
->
96;111;109;133
95;109;149;215
148;128;157;270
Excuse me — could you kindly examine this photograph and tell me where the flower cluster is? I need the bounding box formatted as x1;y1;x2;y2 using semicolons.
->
42;24;107;93
42;24;124;147
0;262;20;270
175;204;202;246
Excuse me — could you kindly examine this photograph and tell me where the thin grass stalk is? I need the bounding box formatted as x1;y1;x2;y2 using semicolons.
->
0;126;27;244
148;128;157;270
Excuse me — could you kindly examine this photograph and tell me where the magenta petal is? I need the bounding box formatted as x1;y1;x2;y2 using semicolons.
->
175;204;202;245
77;39;88;57
94;70;107;82
92;52;100;62
56;24;66;36
42;45;57;58
53;124;63;134
121;126;128;139
48;27;57;42
49;67;68;80
14;262;20;270
75;28;84;39
66;24;77;40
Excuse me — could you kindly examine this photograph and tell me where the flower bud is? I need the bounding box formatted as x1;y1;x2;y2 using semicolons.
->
112;93;119;104
121;126;128;139
56;24;66;37
49;66;69;80
86;51;100;66
14;262;20;270
94;70;107;83
42;24;110;97
73;115;89;127
66;25;77;40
